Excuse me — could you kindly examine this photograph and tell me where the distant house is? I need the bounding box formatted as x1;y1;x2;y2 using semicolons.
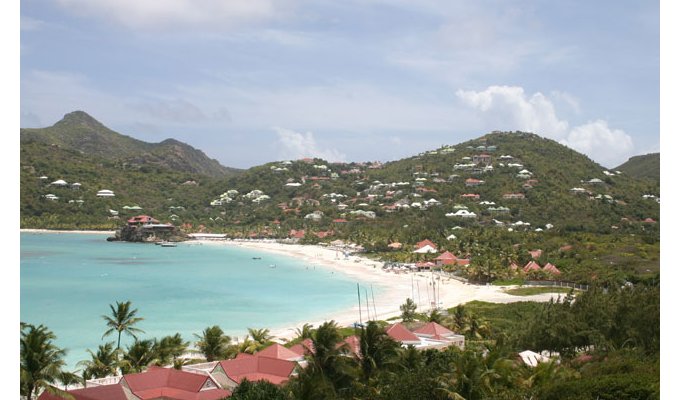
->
460;193;480;200
503;193;525;200
543;263;561;275
465;178;484;187
50;179;68;186
523;261;541;273
127;215;160;226
96;189;115;197
528;249;543;259
386;323;422;346
414;239;437;253
446;210;477;218
388;242;403;250
435;251;469;267
472;154;492;166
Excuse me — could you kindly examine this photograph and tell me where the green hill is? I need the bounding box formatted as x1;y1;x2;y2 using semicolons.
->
615;153;660;181
20;111;240;178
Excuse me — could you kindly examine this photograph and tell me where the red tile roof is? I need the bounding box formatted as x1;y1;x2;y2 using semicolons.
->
543;263;561;275
386;323;420;343
214;355;296;386
415;239;437;250
523;261;541;273
122;367;229;400
528;249;543;259
289;338;315;356
413;322;455;338
127;215;160;225
338;335;361;357
435;251;457;261
256;343;302;361
38;384;131;400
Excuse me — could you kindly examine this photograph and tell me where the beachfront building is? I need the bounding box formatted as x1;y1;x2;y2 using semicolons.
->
413;239;438;254
386;322;465;350
210;353;298;390
38;366;231;400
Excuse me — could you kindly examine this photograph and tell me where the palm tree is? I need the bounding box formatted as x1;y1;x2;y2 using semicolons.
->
194;325;231;362
77;342;120;378
400;298;418;322
153;333;189;366
57;371;83;391
295;323;314;340
20;323;67;400
102;301;145;350
120;339;158;374
358;321;400;382
247;327;273;350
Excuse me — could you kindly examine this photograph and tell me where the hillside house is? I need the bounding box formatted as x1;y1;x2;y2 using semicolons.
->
543;263;561;275
460;193;480;200
387;322;465;350
503;193;525;200
96;189;115;197
472;154;492;165
465;178;484;187
414;239;437;253
523;261;542;273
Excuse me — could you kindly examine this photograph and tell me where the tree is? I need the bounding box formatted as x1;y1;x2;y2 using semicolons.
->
400;298;418;323
295;323;314;340
20;323;68;400
358;320;400;382
247;328;273;351
229;379;289;400
153;333;189;366
77;342;120;378
195;325;232;362
102;301;145;350
120;339;158;374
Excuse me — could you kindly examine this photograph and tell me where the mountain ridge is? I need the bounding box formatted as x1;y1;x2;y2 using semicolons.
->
20;111;240;178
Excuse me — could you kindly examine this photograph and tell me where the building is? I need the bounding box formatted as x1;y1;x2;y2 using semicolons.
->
210;354;297;390
38;366;231;400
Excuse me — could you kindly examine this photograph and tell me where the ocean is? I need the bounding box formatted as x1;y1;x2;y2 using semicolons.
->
20;232;371;369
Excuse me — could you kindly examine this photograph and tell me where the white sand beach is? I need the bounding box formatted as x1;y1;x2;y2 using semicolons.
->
195;239;564;342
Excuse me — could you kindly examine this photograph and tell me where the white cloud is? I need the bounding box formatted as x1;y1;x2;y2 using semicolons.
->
54;0;296;31
456;85;635;166
274;127;346;162
561;120;634;166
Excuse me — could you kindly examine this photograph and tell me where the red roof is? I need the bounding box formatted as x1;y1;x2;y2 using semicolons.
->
413;322;454;337
38;384;130;400
386;323;420;343
289;229;305;239
255;343;302;361
214;355;296;386
333;218;348;223
338;335;361;356
509;262;520;270
415;239;437;250
456;259;470;266
127;215;159;225
460;193;480;198
289;338;315;356
528;249;543;259
122;367;228;400
543;263;561;275
435;251;457;261
523;261;541;273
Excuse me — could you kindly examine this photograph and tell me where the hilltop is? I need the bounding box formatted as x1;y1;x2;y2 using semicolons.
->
20;111;240;178
615;153;660;181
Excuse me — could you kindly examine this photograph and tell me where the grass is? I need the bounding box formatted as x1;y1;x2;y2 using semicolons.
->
503;286;575;296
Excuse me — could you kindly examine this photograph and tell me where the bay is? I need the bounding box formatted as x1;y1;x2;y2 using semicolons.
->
20;232;368;369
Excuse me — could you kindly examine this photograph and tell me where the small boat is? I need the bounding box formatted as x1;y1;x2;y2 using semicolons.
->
252;257;262;260
160;242;177;247
269;264;276;268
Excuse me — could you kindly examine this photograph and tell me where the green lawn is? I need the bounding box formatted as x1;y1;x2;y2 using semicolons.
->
503;286;576;296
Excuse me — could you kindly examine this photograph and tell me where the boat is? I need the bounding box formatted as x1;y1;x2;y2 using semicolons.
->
252;257;262;260
160;242;177;247
269;264;276;268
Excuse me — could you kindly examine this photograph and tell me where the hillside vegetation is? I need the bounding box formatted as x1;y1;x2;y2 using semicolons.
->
20;118;660;285
615;153;660;182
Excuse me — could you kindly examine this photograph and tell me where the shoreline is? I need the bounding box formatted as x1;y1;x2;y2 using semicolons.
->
20;229;115;235
194;239;563;342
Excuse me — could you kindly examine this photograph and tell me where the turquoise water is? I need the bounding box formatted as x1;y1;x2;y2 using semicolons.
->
20;233;372;369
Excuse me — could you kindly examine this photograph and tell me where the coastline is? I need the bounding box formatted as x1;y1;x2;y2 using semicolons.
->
20;229;115;235
195;239;562;342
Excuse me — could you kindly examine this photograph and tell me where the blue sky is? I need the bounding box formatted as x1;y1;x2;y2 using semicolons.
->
20;0;660;168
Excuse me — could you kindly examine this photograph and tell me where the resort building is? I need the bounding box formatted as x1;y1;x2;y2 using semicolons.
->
96;189;116;197
386;322;465;350
210;353;297;390
38;366;231;400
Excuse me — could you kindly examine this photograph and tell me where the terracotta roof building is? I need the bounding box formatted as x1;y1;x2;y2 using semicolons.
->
211;354;297;389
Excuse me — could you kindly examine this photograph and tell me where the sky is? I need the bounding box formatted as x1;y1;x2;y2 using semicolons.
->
20;0;660;169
